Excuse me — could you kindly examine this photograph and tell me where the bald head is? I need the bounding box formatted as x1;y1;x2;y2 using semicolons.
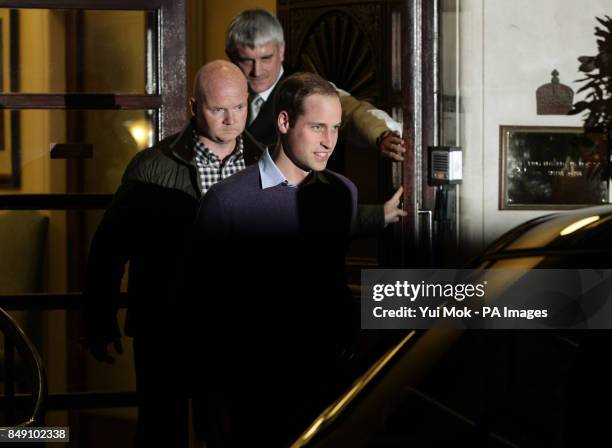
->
193;60;247;100
190;60;249;147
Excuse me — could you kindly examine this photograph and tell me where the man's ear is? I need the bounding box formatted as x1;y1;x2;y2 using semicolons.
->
189;97;197;117
277;111;290;134
279;41;286;63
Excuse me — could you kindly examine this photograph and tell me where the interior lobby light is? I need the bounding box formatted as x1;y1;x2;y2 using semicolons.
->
559;215;600;236
126;119;152;149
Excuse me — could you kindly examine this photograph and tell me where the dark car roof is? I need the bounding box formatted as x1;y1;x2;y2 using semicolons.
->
481;205;612;258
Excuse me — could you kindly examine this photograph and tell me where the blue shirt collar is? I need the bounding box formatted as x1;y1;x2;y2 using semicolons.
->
258;148;292;189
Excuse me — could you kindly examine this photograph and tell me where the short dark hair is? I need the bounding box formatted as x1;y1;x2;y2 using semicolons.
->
273;72;339;126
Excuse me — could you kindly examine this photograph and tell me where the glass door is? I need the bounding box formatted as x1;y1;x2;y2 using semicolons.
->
0;0;185;442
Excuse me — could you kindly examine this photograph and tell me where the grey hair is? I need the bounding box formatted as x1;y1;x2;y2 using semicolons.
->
225;9;284;57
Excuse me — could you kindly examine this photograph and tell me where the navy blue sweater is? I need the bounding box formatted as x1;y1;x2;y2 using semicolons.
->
196;163;357;240
191;163;357;363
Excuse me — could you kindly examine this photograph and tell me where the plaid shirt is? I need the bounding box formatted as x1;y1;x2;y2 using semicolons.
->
193;131;246;194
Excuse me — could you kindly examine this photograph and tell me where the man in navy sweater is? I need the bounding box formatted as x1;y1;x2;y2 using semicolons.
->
226;9;407;233
193;72;360;446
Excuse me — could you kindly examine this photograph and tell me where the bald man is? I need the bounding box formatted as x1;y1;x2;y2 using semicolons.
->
82;60;263;447
188;60;264;189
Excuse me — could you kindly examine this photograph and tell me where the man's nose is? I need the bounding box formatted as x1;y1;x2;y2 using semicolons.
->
224;110;235;124
320;130;333;149
251;60;262;77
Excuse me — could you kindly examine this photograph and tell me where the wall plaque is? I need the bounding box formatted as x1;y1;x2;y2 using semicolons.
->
500;125;609;210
